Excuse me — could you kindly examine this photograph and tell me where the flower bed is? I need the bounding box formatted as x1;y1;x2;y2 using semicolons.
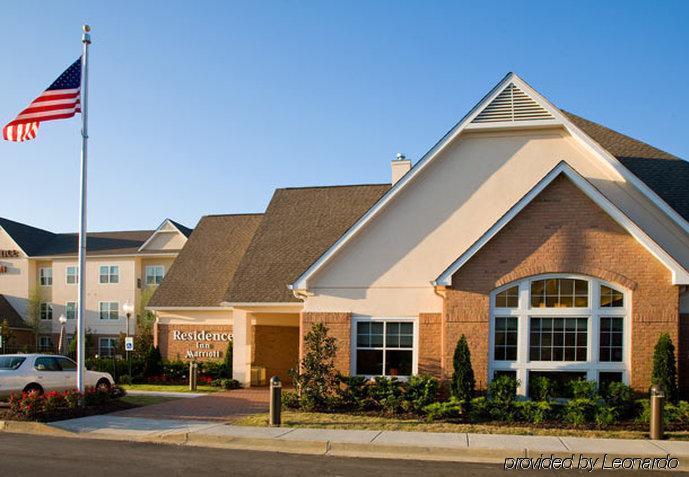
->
0;386;129;422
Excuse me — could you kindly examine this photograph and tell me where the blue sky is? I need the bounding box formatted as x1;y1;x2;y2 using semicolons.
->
2;1;688;232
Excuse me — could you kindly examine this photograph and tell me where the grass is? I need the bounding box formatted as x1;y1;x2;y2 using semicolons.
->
120;395;181;407
121;384;222;393
236;411;689;441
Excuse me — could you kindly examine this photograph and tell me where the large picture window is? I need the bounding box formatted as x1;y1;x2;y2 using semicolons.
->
490;275;628;396
354;319;415;377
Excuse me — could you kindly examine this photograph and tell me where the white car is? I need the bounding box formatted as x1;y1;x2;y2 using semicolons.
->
0;354;114;398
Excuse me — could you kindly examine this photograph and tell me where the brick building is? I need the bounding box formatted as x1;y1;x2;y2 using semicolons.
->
150;73;689;395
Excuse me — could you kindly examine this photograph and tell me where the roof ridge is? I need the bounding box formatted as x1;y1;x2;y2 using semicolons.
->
277;182;391;191
202;213;264;218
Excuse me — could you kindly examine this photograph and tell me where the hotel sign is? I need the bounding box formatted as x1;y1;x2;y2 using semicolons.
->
0;250;20;258
172;330;233;359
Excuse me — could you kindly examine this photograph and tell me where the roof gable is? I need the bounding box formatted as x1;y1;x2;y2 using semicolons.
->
291;73;689;291
434;161;689;286
138;219;191;252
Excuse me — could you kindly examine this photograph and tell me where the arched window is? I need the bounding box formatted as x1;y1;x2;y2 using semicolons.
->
490;275;629;397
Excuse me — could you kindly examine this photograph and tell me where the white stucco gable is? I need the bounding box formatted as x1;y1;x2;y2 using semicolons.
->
138;219;190;252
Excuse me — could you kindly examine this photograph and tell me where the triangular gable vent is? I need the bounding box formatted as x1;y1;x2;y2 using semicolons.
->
472;83;554;123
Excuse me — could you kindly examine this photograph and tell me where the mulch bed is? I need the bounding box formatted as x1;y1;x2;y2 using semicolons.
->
0;399;136;423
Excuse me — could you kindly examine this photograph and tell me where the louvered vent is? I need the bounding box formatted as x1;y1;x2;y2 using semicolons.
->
472;83;553;123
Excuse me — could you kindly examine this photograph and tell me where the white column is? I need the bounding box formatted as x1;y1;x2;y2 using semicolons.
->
232;309;253;387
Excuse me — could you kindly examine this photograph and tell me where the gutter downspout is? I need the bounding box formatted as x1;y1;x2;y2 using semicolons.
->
433;284;449;379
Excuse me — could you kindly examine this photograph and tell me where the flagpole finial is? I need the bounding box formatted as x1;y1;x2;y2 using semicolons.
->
82;24;91;44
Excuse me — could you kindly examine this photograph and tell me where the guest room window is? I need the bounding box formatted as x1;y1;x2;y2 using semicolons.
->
353;318;417;377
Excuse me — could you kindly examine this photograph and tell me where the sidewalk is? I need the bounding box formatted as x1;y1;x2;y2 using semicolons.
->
2;414;685;467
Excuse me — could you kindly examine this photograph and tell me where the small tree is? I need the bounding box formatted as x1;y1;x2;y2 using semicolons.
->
0;319;15;352
134;286;157;360
289;323;338;411
451;335;475;402
652;333;678;403
68;328;95;358
223;341;233;378
26;287;43;349
143;345;163;377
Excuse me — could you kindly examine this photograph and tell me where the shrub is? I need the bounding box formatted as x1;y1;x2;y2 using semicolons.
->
289;323;339;411
282;391;301;410
406;375;439;413
487;376;520;422
563;398;597;426
594;403;617;428
529;376;554;402
468;396;490;421
652;333;678;403
602;381;634;419
118;374;133;385
367;376;405;414
451;335;475;403
143;346;163;378
223;341;233;378
160;360;188;382
43;391;66;414
336;376;371;411
424;398;464;421
569;379;598;400
636;399;689;425
515;400;553;424
210;378;241;390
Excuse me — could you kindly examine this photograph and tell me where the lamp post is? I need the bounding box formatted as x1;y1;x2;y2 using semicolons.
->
58;314;67;356
123;301;135;379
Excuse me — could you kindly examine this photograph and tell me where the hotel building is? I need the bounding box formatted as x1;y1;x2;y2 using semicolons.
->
0;218;190;356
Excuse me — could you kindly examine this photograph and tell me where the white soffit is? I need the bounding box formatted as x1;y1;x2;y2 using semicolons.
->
290;73;689;291
433;161;689;286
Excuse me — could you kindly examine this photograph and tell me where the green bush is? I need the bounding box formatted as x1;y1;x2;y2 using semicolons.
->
368;376;405;414
118;374;133;385
406;375;439;413
594;403;617;428
210;378;241;390
487;376;520;422
143;346;163;377
336;376;371;411
468;396;490;421
451;335;475;403
569;379;598;400
602;381;634;419
652;333;678;403
529;376;554;402
424;398;464;421
636;399;689;425
563;398;597;426
86;356;145;382
282;391;301;409
515;400;554;424
160;360;188;382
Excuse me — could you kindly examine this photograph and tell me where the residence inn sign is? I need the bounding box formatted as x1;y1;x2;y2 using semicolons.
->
172;330;233;359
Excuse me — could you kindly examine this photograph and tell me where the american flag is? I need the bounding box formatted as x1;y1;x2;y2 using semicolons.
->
3;58;82;142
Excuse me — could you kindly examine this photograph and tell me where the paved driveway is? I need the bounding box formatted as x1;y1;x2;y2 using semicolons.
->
115;388;270;422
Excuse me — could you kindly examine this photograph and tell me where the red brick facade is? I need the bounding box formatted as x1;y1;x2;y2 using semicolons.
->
446;175;678;392
252;325;299;383
300;312;352;376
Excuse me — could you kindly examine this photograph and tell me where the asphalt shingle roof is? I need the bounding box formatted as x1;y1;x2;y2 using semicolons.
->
148;214;263;307
224;184;390;303
0;295;29;329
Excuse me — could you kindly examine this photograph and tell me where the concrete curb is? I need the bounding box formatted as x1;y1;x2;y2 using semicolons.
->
2;419;688;470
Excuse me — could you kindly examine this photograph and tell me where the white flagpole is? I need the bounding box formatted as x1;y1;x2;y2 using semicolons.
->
77;24;91;397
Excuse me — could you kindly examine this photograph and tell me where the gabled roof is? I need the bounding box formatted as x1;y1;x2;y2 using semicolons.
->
224;184;390;304
0;295;29;329
0;217;56;256
434;161;689;286
291;73;689;291
137;218;192;252
148;214;263;308
168;219;193;238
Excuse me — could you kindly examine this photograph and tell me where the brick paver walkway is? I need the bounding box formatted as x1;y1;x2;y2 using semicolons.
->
115;388;271;422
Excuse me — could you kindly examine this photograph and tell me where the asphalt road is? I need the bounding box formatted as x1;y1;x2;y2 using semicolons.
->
0;433;684;476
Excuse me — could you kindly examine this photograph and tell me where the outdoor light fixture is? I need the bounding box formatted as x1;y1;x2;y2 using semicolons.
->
58;314;68;355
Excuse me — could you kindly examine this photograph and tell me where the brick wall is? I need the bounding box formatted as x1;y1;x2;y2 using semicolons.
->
418;313;443;377
301;312;352;375
252;325;299;383
446;175;678;392
157;323;233;362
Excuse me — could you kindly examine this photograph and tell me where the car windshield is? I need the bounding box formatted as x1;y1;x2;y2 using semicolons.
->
0;356;26;370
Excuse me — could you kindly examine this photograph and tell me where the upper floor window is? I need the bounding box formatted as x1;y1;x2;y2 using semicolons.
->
99;265;119;284
65;301;76;320
99;302;119;320
40;303;53;320
39;267;52;286
66;266;79;285
145;265;165;285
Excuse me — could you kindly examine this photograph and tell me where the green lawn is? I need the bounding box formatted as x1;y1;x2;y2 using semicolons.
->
121;384;223;393
236;411;689;441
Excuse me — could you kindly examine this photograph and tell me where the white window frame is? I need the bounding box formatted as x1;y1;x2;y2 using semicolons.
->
66;266;79;285
350;316;419;379
98;337;118;357
39;267;52;286
145;265;165;286
489;274;631;397
40;302;53;320
65;301;77;320
99;301;119;320
99;265;119;284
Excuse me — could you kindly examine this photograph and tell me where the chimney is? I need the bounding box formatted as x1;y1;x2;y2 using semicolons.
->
391;152;411;184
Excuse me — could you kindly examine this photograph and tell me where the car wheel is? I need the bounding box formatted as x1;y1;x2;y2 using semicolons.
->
96;378;111;392
23;383;43;395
